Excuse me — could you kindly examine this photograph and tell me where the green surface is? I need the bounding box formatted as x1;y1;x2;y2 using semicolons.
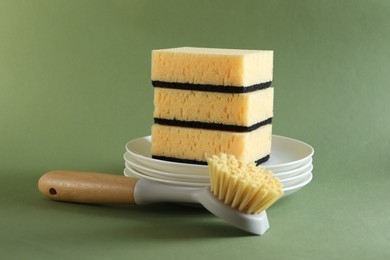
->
1;0;390;259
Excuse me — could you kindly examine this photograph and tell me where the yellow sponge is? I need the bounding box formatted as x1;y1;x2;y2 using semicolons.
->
152;47;273;87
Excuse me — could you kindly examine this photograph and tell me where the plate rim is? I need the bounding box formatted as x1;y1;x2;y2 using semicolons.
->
282;172;313;192
124;152;210;180
124;167;207;187
126;134;314;170
123;167;313;197
272;158;312;177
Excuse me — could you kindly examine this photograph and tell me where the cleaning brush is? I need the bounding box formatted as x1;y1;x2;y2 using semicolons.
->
207;153;283;214
38;153;282;235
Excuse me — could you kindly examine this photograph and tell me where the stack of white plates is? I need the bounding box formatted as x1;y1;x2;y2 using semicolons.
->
123;135;314;197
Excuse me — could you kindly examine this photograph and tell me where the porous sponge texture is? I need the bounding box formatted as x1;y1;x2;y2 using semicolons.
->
153;87;274;127
152;47;273;87
151;124;272;164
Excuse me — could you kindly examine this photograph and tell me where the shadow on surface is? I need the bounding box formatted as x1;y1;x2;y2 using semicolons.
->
48;201;256;239
2;171;269;241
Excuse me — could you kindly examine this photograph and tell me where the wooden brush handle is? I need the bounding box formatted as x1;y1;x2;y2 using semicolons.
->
38;170;138;204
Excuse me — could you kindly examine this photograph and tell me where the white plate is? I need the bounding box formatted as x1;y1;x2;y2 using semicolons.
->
125;150;312;182
282;172;313;197
124;168;312;198
273;161;313;180
279;166;312;186
126;136;207;176
262;135;314;172
269;157;312;173
125;135;314;175
125;159;311;189
124;152;209;182
273;159;312;178
124;167;207;187
125;162;209;183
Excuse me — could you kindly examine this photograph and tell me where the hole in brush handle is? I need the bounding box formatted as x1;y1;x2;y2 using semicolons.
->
49;188;57;196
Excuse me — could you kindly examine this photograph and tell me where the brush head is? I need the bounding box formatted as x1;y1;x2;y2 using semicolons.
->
207;153;283;214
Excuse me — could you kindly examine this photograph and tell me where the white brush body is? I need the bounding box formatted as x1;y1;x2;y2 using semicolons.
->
134;179;269;235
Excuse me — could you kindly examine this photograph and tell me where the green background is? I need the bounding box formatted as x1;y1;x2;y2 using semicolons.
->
1;0;389;259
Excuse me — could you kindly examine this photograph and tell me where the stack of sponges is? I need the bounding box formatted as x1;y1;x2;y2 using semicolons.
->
207;153;283;214
151;47;274;165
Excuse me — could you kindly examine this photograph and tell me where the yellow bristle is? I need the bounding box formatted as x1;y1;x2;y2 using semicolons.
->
218;169;229;200
207;153;283;214
247;189;267;214
224;174;238;205
231;179;247;208
238;184;258;211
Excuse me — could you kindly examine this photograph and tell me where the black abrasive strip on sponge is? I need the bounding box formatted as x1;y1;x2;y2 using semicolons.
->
154;117;272;132
152;154;270;166
152;81;272;93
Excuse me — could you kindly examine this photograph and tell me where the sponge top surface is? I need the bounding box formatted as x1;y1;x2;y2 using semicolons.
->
153;47;272;56
152;47;273;87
